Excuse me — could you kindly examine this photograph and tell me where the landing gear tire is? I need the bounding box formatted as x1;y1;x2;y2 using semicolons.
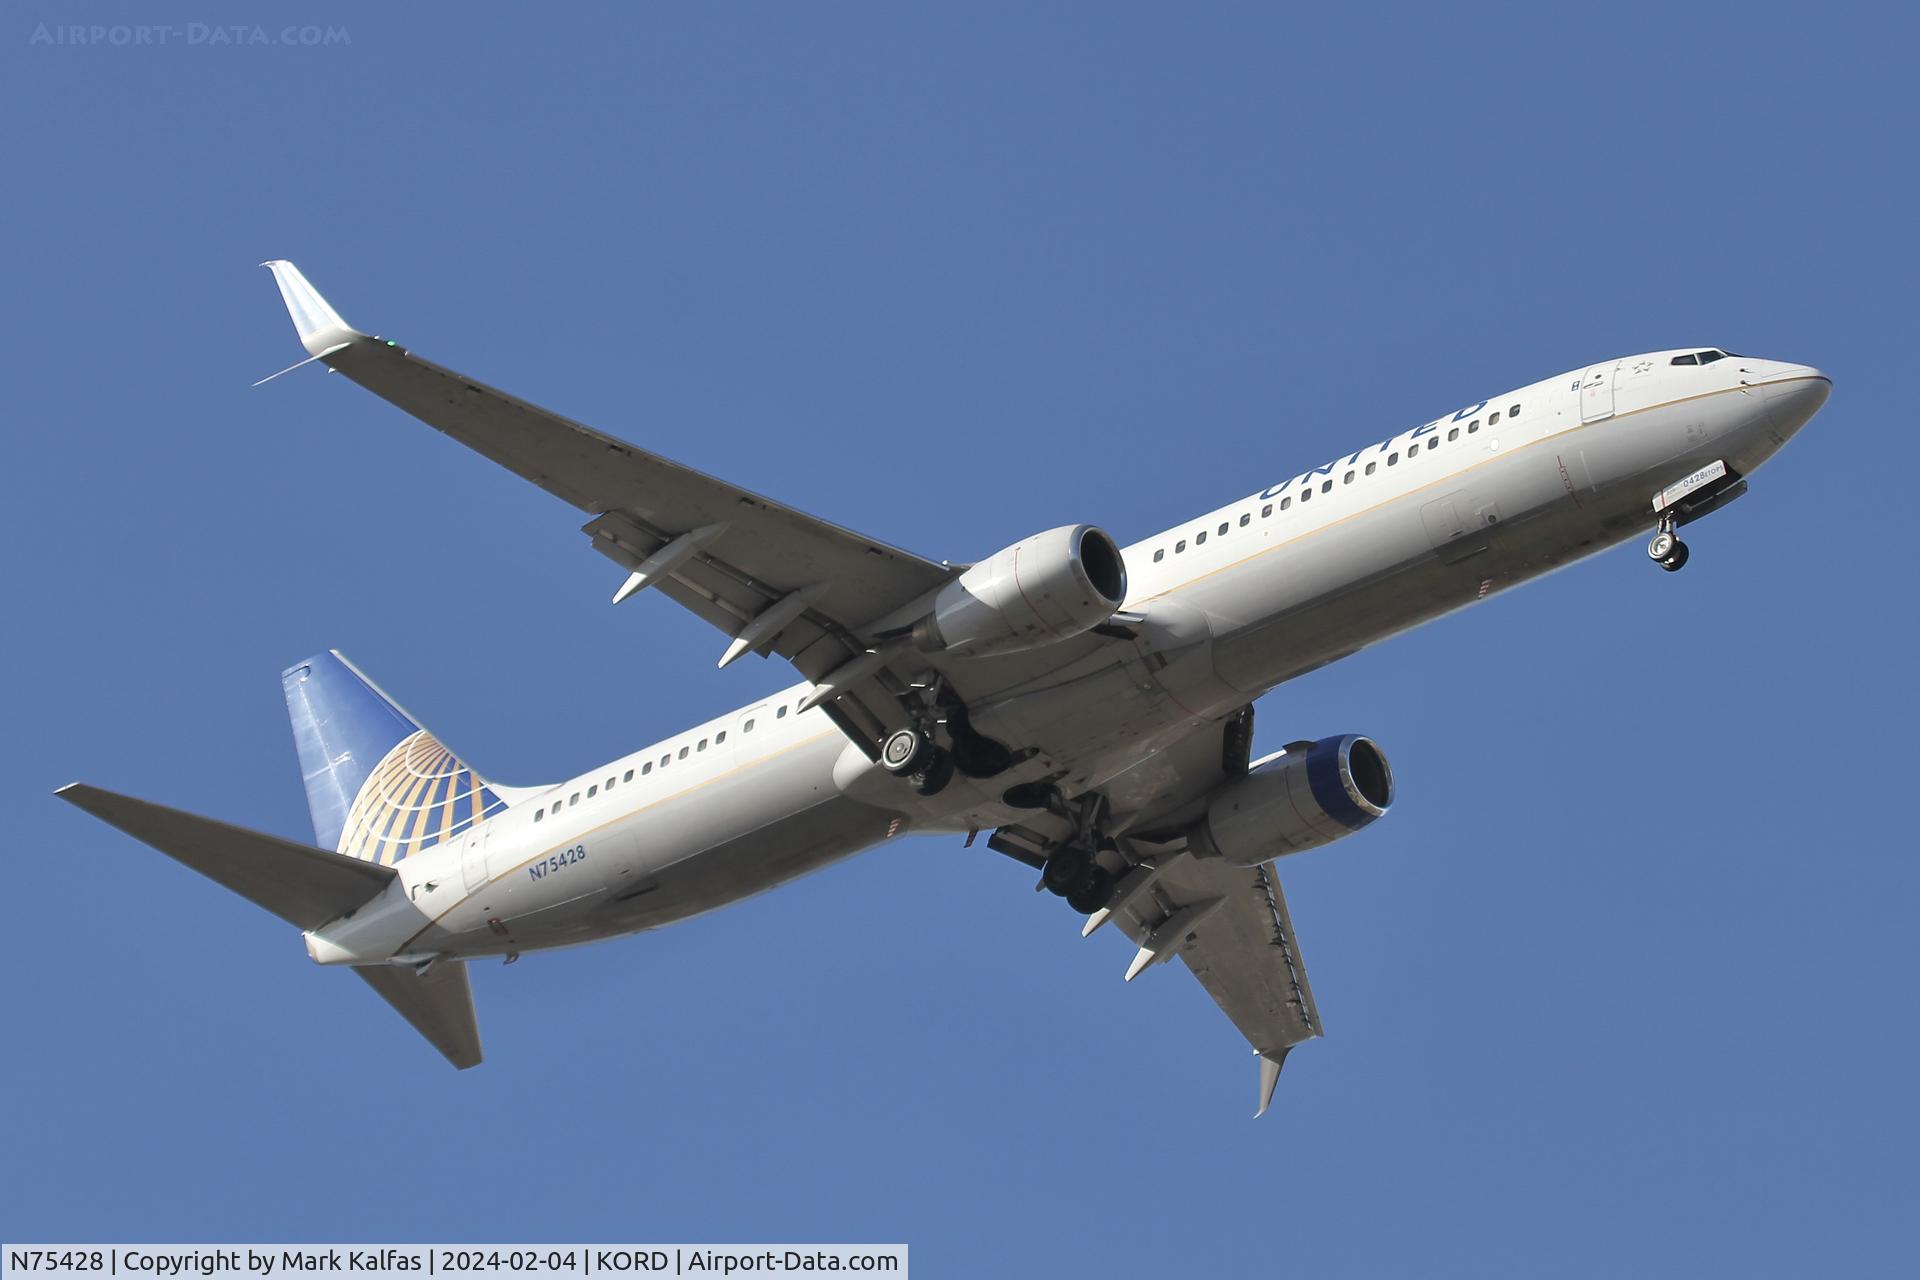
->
880;728;933;775
1041;847;1092;896
1648;530;1678;562
1659;540;1690;572
1066;866;1116;915
911;746;955;797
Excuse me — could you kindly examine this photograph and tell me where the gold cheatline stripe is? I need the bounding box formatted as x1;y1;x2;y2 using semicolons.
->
1133;380;1813;605
390;375;1824;940
392;728;846;952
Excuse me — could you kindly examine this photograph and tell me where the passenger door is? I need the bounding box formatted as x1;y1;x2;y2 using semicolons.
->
460;826;491;893
1580;361;1618;423
730;704;769;764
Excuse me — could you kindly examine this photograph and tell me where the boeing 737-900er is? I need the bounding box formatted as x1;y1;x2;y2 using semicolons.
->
57;262;1830;1114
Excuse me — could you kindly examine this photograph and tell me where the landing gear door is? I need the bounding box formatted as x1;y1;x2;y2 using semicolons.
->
1580;361;1618;423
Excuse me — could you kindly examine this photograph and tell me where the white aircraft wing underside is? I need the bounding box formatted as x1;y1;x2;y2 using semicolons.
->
262;261;961;753
1105;855;1321;1113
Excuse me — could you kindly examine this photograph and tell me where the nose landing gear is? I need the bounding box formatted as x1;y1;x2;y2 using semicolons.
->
1648;521;1690;573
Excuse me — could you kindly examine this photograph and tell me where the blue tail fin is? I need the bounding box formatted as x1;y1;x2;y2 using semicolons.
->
282;651;504;865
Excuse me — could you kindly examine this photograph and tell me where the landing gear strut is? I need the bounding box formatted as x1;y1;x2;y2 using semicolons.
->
1648;518;1690;573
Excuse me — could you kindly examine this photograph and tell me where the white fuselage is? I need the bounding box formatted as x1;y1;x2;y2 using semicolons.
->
306;352;1829;968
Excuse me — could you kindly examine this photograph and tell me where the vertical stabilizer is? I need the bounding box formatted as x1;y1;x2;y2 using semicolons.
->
282;651;504;865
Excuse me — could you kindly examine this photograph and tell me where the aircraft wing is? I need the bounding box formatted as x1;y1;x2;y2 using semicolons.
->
1102;855;1321;1116
261;261;958;753
988;709;1322;1115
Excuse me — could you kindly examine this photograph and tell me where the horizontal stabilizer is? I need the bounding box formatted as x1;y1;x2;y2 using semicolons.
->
355;963;483;1070
56;783;394;930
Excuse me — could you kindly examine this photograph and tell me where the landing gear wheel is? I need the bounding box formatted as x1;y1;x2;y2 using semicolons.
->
1066;866;1116;915
880;728;933;775
1041;848;1092;897
911;746;955;797
1648;529;1678;562
1659;541;1690;572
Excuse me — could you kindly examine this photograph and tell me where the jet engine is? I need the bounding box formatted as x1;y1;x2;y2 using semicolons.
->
911;524;1127;658
1187;735;1394;865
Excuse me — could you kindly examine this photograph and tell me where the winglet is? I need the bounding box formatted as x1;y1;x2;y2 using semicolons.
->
1254;1049;1290;1118
261;260;362;356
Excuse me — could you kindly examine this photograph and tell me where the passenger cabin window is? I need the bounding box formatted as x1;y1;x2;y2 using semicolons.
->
1320;479;1332;493
1300;488;1311;502
1343;470;1354;484
588;785;597;797
1280;496;1291;509
1488;411;1500;425
1176;539;1187;552
1366;461;1377;475
1388;452;1399;465
606;776;615;789
1218;522;1229;535
1408;442;1420;456
535;809;543;822
1196;531;1207;545
1153;549;1164;562
715;731;726;745
678;747;689;760
570;793;579;806
1261;504;1273;517
624;769;634;782
744;719;755;732
642;762;652;775
1447;428;1459;441
697;738;708;752
777;706;788;718
1239;513;1250;527
1509;403;1521;416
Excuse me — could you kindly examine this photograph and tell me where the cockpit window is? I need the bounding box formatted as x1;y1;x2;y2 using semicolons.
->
1671;349;1727;366
1698;349;1726;364
1670;353;1698;366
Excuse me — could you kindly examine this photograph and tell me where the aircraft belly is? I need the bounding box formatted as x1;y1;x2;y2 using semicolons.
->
422;731;891;954
601;791;892;932
1209;433;1610;690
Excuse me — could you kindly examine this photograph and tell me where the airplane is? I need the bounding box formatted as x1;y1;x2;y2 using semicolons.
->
57;261;1831;1115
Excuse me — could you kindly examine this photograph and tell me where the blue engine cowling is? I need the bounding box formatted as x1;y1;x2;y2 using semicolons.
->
1187;734;1394;865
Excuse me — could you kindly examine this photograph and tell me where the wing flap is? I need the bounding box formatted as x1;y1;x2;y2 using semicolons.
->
1127;856;1322;1057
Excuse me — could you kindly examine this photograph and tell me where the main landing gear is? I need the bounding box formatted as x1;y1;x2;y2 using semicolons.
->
1040;844;1118;915
880;727;955;796
1648;519;1690;573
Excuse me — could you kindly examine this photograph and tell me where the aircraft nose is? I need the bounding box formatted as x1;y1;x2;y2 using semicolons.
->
1756;363;1831;434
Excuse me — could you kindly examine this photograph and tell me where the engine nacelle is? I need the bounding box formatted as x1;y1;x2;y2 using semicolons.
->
1188;735;1394;865
913;524;1127;658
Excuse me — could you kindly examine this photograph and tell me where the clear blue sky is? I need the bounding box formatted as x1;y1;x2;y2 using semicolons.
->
4;3;1912;1274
